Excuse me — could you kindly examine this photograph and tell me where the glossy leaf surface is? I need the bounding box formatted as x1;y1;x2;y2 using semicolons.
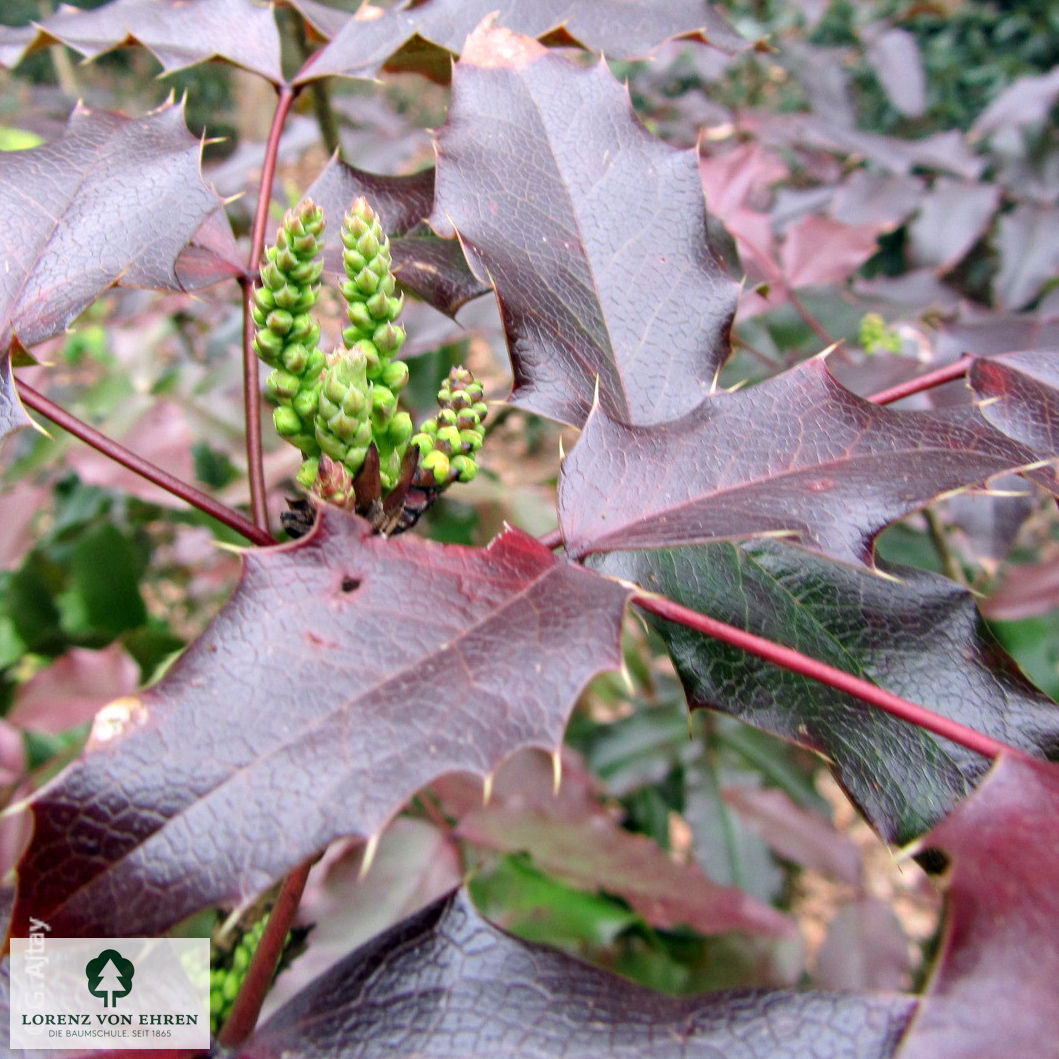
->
241;889;914;1058
0;102;229;354
295;0;746;84
301;160;487;315
899;756;1059;1056
597;541;1059;841
0;353;30;446
10;512;630;936
430;24;738;427
970;350;1059;494
560;358;1035;565
0;0;284;83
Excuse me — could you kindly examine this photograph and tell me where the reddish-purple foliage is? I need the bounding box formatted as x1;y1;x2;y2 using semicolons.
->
1;2;1057;1055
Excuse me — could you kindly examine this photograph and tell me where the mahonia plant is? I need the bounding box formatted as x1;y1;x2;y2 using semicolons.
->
252;197;486;534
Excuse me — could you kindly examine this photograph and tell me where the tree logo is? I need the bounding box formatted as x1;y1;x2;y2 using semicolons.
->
85;949;135;1008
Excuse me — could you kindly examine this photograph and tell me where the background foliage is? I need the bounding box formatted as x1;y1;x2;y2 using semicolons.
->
0;0;1057;1055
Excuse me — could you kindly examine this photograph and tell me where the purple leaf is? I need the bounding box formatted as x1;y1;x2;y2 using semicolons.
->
456;803;795;938
936;313;1059;360
303;158;436;236
780;215;883;289
742;112;983;181
9;512;630;936
3;0;284;83
240;889;915;1058
0;101;230;353
260;818;463;1020
815;897;911;992
972;65;1059;137
899;756;1059;1057
0;353;31;445
431;24;738;427
982;557;1059;622
295;0;747;85
907;180;1000;273
722;786;861;885
993;203;1059;310
865;28;926;118
390;236;490;318
559;357;1035;565
969;350;1059;494
300;160;487;316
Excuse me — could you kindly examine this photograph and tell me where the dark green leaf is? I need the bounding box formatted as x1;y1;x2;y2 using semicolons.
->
597;541;1058;841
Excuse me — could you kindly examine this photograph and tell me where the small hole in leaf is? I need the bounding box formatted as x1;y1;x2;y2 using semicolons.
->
341;576;361;593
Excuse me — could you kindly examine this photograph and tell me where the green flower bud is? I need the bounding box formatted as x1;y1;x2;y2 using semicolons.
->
460;428;483;452
288;314;317;344
254;328;284;362
386;411;414;447
281;343;313;375
254;285;276;313
373;321;405;356
354;267;380;296
418;450;450;486
297;457;319;488
450;454;477;482
372;385;396;421
267;368;302;402
435;424;462;455
274;406;303;437
380;360;409;390
266;308;294;335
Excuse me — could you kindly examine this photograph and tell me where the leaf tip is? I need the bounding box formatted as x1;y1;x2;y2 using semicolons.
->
359;833;380;881
88;695;148;749
461;18;545;70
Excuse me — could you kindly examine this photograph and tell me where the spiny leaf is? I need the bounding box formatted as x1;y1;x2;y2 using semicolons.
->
0;101;234;354
899;756;1059;1057
596;541;1059;842
294;0;747;85
969;350;1059;494
0;0;284;84
0;352;31;447
302;160;487;316
560;357;1036;565
430;23;739;428
239;889;914;1058
10;511;630;937
304;159;436;238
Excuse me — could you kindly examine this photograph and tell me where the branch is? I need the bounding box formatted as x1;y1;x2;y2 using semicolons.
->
632;590;1037;764
17;381;274;547
217;858;312;1048
242;83;299;534
867;354;974;406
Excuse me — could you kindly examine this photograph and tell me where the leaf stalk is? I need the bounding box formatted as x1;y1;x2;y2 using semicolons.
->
241;82;301;533
15;381;274;546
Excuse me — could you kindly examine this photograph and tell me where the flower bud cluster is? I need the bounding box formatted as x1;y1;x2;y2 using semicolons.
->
411;366;488;487
251;201;326;457
210;916;266;1036
252;198;485;529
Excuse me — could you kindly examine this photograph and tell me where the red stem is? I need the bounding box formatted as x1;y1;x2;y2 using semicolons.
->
217;858;312;1048
16;382;274;547
538;527;563;550
632;591;1035;763
242;83;299;534
867;354;974;406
